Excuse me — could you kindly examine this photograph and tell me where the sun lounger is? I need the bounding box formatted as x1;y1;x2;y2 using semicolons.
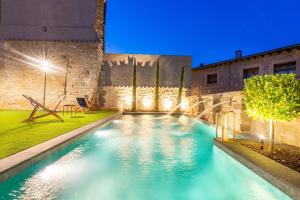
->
22;95;64;122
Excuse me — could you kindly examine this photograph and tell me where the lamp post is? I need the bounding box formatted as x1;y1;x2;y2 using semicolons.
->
41;60;49;107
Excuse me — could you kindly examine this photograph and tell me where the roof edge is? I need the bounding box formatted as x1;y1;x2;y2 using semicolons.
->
194;43;300;70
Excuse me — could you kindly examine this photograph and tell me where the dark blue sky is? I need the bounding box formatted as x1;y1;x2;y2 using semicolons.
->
105;0;300;67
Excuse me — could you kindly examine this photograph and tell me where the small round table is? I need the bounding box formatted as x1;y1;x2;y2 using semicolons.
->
63;104;77;116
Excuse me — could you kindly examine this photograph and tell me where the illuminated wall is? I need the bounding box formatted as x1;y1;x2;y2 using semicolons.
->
196;91;300;147
102;86;188;111
99;54;192;111
100;54;191;88
0;0;106;110
0;41;101;110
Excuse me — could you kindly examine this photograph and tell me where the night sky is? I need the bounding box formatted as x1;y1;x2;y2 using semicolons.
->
105;0;300;67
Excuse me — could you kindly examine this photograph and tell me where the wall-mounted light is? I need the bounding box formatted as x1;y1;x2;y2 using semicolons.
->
142;97;152;109
180;98;189;111
123;95;133;110
163;98;173;111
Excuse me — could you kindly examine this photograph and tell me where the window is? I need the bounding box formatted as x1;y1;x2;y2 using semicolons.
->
274;62;296;74
243;67;259;79
207;74;217;84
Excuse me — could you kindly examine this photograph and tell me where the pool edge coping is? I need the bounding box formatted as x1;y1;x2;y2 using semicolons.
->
0;112;122;182
214;139;300;200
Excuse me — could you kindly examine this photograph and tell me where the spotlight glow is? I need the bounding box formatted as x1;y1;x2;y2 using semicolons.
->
142;97;152;109
95;130;111;138
259;135;265;140
163;98;173;111
178;115;189;125
41;60;50;72
180;99;189;111
124;95;132;107
41;165;61;181
113;120;122;124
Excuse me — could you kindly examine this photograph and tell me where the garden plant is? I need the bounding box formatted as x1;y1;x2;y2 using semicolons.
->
244;74;300;154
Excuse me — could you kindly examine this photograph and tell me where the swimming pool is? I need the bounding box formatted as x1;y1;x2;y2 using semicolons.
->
0;115;290;200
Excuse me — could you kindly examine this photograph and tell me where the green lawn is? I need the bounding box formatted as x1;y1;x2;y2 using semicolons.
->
0;110;117;159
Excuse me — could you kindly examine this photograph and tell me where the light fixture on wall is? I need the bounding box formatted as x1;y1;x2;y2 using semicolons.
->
162;98;173;111
142;97;152;109
123;95;133;110
180;98;189;111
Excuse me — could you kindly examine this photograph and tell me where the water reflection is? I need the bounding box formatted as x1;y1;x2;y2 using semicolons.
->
15;147;85;199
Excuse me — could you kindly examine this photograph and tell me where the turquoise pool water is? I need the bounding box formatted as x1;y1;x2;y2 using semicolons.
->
0;115;290;200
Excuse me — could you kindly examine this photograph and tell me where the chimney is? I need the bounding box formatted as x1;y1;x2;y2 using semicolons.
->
235;50;242;59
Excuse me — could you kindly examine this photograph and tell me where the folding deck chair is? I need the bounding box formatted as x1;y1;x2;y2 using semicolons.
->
76;97;93;112
23;95;64;122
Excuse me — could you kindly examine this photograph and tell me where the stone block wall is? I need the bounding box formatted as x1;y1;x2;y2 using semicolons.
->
0;0;102;41
99;54;192;110
250;118;300;147
196;91;300;147
101;54;192;88
0;40;101;110
102;86;188;112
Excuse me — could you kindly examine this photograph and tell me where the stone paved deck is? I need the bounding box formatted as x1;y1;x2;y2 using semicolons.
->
214;139;300;200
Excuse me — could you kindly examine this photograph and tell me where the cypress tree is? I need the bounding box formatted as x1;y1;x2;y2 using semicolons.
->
177;66;185;110
132;58;137;112
155;59;160;111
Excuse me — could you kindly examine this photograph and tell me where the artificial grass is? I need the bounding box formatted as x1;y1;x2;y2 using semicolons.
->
0;110;117;159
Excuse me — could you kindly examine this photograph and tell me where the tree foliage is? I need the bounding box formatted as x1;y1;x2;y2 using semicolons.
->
155;59;160;111
243;74;300;122
177;66;185;107
132;58;137;112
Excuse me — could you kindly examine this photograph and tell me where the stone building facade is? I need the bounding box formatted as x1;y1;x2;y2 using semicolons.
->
0;1;192;111
191;45;300;147
0;0;106;110
192;45;300;96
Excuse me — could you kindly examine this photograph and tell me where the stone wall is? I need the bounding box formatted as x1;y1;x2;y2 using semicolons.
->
0;0;103;41
99;54;192;110
0;44;192;111
0;40;101;110
0;0;106;110
101;54;192;88
250;118;300;147
194;91;300;147
102;86;188;111
192;48;300;96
